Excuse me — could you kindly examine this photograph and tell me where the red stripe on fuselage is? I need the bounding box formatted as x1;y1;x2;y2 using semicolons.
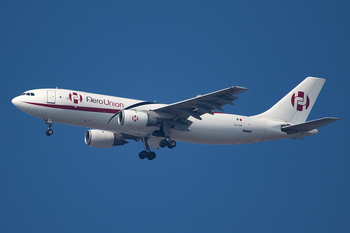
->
24;102;120;114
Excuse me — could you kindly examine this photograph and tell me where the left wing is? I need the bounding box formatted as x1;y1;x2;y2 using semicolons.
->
108;86;249;133
152;86;249;122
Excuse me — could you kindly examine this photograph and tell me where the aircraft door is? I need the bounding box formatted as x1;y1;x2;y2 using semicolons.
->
243;118;252;133
240;117;253;143
47;90;56;104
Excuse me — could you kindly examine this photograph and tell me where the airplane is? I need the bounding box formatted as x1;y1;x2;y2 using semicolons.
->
12;77;339;160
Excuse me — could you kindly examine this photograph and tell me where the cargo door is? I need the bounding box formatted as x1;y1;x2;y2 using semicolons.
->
243;118;252;133
47;90;56;104
241;118;253;144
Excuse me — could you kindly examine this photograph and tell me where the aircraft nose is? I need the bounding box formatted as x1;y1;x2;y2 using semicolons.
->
12;95;31;113
12;96;20;107
12;96;25;110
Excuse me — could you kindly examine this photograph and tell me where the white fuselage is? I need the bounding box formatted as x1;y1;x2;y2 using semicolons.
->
12;88;316;146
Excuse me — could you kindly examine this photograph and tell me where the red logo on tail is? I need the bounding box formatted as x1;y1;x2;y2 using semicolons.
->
291;91;310;111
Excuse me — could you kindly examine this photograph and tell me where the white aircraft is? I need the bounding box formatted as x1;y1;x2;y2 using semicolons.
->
12;77;339;160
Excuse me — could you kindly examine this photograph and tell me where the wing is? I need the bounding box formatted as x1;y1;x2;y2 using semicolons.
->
151;86;249;129
108;86;249;134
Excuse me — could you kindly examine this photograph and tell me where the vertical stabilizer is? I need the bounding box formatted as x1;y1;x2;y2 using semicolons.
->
255;77;325;123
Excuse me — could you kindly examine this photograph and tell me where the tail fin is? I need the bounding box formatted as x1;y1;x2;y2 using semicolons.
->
255;77;325;123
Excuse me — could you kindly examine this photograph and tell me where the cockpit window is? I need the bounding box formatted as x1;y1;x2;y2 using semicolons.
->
21;92;35;96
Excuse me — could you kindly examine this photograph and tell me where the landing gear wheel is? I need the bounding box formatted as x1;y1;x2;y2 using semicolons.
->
167;140;176;149
45;119;53;136
147;151;156;160
140;137;156;161
139;151;148;159
46;129;53;136
159;139;168;148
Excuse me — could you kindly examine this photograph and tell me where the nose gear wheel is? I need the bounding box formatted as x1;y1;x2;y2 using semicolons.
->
45;119;53;136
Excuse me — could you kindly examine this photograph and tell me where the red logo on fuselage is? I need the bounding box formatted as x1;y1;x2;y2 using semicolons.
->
291;91;310;111
69;92;83;104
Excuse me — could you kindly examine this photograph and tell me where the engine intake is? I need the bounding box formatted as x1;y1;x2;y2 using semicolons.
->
118;110;156;128
85;129;127;148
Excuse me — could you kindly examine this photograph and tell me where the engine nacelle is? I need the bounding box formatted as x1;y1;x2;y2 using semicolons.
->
85;129;127;148
117;109;156;128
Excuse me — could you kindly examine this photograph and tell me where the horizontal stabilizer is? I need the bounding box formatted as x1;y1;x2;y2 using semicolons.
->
282;117;340;133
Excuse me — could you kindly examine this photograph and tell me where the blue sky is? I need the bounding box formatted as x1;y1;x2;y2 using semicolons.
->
1;1;349;232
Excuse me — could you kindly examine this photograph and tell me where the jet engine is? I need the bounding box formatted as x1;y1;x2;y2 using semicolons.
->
85;129;127;148
117;109;156;128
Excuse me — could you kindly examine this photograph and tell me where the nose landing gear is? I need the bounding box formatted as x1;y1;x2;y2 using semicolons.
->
45;119;53;136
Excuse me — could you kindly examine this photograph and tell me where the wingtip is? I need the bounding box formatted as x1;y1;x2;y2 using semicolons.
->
232;86;249;90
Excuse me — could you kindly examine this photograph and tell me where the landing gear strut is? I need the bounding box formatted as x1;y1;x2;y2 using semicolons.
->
45;119;53;136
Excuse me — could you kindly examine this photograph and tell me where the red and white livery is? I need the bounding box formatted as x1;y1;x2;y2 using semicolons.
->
12;77;339;160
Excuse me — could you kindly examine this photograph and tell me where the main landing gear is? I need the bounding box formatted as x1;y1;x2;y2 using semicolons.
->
138;136;177;161
139;137;157;160
138;122;178;160
139;150;156;160
45;119;53;136
153;122;177;149
159;138;177;149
